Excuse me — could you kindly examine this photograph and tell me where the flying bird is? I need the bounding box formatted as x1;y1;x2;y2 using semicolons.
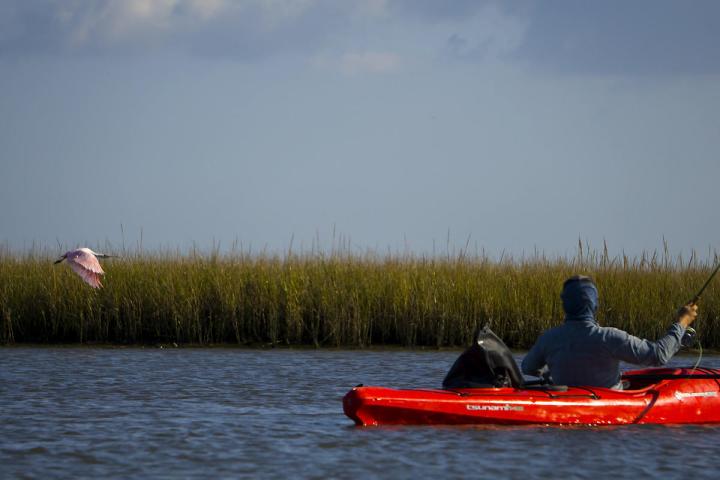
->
54;248;114;288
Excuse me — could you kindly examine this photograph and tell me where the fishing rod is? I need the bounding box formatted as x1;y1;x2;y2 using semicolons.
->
690;260;720;304
681;259;720;368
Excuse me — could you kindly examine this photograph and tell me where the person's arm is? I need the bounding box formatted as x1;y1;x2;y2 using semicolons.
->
609;303;698;366
521;338;546;377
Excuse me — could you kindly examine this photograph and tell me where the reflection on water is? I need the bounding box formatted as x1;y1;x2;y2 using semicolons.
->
1;348;718;478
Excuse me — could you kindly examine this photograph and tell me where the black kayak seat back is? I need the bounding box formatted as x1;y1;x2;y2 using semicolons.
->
442;325;525;389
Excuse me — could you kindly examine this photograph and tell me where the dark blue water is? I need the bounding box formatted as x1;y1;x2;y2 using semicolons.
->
1;348;719;479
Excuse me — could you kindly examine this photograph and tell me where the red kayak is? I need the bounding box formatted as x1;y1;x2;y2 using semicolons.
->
343;367;720;426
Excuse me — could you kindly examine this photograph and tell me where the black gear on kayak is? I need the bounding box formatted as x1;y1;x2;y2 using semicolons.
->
442;325;524;389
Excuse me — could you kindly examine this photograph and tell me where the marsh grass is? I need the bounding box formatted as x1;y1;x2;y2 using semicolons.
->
1;245;718;348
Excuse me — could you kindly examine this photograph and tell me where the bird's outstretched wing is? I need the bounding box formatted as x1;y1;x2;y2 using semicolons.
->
67;250;105;288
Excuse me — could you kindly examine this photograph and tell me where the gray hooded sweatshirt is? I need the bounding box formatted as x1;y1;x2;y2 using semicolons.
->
520;278;686;388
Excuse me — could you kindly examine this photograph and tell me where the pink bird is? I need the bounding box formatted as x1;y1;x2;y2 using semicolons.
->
54;248;114;288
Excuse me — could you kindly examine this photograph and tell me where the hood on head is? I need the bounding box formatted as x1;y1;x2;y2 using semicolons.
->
561;275;598;322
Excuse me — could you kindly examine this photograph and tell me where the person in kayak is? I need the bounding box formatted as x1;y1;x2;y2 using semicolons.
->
521;275;698;389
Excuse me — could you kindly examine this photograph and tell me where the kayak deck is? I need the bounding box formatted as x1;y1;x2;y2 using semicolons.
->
343;367;720;426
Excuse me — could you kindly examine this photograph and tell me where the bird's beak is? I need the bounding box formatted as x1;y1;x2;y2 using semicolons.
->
54;256;65;264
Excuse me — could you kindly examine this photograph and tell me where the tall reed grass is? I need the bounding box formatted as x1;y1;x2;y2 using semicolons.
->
1;245;718;348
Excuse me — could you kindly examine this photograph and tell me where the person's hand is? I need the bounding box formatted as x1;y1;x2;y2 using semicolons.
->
677;303;698;328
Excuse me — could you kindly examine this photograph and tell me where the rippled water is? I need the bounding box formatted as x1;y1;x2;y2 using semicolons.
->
1;348;719;479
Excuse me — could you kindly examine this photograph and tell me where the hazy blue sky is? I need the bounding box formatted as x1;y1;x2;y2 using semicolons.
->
1;0;719;257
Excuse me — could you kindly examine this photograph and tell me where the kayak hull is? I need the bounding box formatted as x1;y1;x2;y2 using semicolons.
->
343;367;720;426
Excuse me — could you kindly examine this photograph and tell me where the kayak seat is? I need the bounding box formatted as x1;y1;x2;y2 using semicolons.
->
443;325;526;389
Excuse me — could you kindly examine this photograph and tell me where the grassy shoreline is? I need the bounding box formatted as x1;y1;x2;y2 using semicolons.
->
1;249;718;348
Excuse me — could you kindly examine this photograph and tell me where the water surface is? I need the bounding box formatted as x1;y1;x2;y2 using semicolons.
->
1;348;718;479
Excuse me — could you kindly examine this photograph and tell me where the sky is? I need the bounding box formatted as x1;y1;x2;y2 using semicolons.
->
1;0;719;258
